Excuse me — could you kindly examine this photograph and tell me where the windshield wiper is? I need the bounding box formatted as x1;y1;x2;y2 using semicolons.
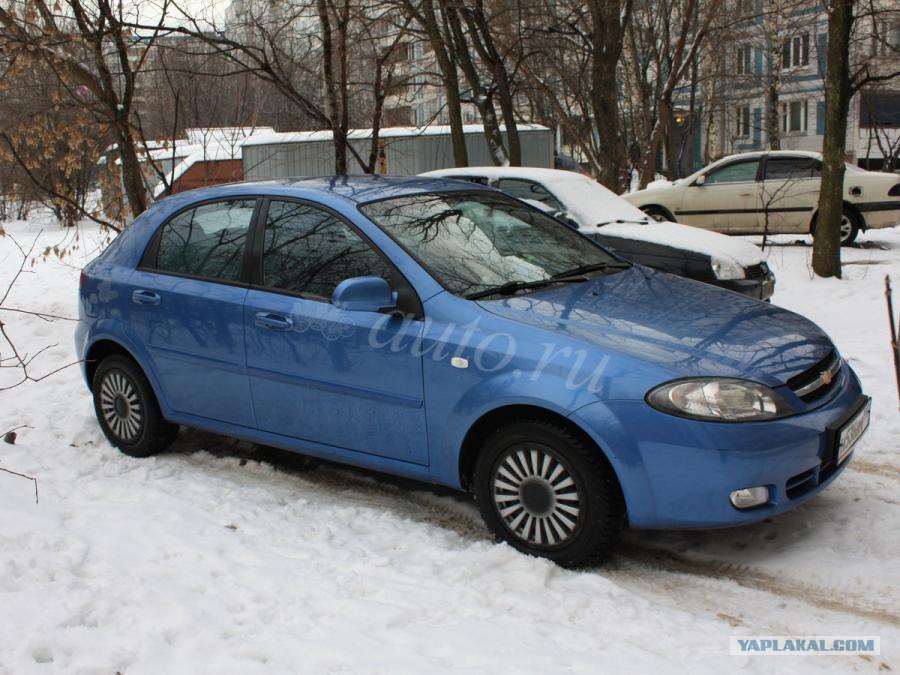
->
465;275;587;300
595;218;650;226
550;261;630;279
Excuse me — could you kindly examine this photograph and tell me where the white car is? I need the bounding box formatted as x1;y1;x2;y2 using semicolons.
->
422;166;776;300
623;150;900;245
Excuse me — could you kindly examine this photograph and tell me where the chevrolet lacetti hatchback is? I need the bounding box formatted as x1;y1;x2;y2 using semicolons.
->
76;177;871;566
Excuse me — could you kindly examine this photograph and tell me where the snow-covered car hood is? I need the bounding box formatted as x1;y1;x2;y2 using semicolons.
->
584;221;765;267
478;265;832;386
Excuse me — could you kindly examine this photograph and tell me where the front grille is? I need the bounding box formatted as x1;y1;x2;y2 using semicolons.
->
746;263;769;279
787;350;842;402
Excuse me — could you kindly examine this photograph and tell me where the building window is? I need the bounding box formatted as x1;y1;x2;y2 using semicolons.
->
736;45;753;75
873;20;900;55
781;100;808;133
781;33;810;69
859;90;900;128
735;105;751;137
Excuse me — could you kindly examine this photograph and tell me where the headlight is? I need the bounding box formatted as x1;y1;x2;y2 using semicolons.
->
647;378;794;421
711;257;745;280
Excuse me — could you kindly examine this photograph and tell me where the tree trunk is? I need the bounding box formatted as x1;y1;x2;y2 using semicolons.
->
412;0;469;167
812;0;853;279
115;122;148;218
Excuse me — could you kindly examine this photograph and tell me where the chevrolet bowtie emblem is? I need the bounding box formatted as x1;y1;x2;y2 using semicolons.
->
821;370;833;385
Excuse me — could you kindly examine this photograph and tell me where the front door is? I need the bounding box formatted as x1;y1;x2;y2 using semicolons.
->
126;199;257;427
244;199;429;465
676;157;763;233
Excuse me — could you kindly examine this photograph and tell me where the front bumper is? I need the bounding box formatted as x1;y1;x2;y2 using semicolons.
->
569;365;866;529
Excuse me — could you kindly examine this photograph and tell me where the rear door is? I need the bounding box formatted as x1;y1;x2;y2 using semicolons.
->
760;155;821;234
677;157;763;233
243;199;429;465
127;199;258;427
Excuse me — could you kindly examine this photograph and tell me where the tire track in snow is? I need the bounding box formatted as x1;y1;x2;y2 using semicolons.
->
298;463;900;628
848;459;900;481
613;544;900;628
186;438;900;629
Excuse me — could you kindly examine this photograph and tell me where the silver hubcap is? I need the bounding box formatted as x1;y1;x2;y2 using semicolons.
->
840;215;853;241
100;370;143;442
492;447;582;548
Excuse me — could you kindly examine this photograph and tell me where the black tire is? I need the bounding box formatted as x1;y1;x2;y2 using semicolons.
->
811;207;860;246
839;208;861;245
92;355;177;458
641;205;675;223
473;420;625;567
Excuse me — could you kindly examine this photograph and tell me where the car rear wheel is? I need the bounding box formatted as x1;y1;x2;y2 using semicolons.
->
93;355;177;458
473;420;624;567
811;208;860;246
839;210;860;245
640;205;674;223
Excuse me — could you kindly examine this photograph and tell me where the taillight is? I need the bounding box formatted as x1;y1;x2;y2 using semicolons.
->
79;270;86;289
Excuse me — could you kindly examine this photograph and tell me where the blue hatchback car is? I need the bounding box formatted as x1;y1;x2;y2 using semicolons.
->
76;176;871;566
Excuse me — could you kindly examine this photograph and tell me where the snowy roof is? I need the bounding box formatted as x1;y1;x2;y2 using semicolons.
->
242;124;550;147
146;127;275;197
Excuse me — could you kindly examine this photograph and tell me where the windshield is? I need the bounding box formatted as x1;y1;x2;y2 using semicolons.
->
360;192;623;298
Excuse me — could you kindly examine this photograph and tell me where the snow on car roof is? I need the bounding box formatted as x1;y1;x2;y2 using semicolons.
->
424;167;765;266
423;166;650;226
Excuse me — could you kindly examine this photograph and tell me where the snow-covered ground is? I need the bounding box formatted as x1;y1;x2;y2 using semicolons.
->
1;216;898;674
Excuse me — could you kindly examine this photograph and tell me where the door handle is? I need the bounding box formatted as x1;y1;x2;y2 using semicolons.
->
255;312;294;331
132;290;161;306
739;192;752;197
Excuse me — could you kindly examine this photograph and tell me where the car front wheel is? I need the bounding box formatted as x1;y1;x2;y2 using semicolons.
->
93;355;178;457
473;420;624;567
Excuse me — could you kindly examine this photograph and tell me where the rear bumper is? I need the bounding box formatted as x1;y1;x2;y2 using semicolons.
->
856;200;900;229
570;365;866;529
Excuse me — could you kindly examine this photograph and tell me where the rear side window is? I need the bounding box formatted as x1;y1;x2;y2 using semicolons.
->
764;157;822;180
704;159;760;184
261;200;391;300
495;178;565;212
156;200;256;281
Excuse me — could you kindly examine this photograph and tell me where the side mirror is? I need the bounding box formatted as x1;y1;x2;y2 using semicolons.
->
694;175;706;186
332;276;398;312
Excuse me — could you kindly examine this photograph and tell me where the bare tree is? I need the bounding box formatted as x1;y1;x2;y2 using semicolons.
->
813;0;898;278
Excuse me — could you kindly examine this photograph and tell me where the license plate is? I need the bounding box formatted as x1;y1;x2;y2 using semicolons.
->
837;399;871;465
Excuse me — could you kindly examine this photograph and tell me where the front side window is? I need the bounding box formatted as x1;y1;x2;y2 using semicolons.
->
261;200;391;300
360;192;620;298
765;156;821;180
704;159;760;184
156;199;256;281
495;178;565;212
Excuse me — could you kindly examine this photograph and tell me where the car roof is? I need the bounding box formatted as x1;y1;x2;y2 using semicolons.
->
157;175;494;208
711;150;823;164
